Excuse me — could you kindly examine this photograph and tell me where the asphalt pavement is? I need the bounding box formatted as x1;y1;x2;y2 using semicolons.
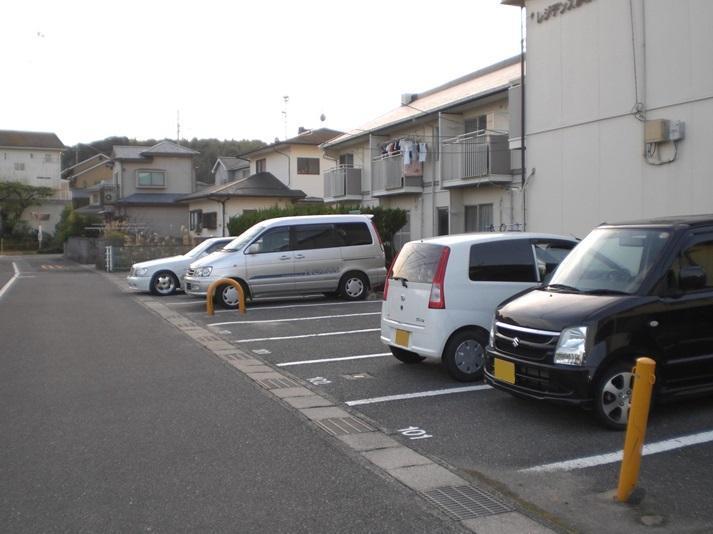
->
0;255;469;533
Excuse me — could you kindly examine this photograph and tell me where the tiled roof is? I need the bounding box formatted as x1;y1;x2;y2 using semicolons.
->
140;140;198;156
216;156;250;171
240;128;343;157
324;56;521;147
115;193;187;205
112;145;149;161
0;130;65;149
178;172;306;201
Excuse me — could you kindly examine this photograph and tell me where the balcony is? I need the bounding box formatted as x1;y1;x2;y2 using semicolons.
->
372;152;423;197
51;180;72;201
323;166;362;203
441;131;512;188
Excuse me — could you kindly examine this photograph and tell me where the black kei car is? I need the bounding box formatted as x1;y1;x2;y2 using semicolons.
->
485;215;713;429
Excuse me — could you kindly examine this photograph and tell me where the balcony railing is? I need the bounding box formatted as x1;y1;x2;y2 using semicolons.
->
51;180;72;200
372;152;422;196
323;166;362;201
441;131;511;187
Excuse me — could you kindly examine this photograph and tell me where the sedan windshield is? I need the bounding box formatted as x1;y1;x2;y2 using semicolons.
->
223;225;266;252
547;227;672;294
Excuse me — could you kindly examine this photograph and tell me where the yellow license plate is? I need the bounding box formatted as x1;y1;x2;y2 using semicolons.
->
494;358;515;385
395;329;410;347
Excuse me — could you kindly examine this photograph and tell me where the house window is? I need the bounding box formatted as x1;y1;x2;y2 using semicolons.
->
14;162;25;171
44;153;53;163
202;212;217;230
464;114;487;134
137;170;166;187
189;209;203;232
297;157;320;175
465;203;494;232
339;154;354;167
256;158;266;172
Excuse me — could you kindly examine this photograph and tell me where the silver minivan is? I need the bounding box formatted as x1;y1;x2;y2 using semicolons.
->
184;214;386;307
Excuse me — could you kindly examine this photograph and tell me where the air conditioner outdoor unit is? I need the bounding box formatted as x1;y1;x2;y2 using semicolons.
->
102;189;116;205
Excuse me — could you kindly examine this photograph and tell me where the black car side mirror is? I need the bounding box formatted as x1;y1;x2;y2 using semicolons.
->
679;265;707;291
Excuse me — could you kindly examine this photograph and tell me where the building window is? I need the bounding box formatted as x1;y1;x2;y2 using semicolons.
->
339;154;354;167
44;153;53;163
14;162;25;171
297;157;320;175
189;209;203;232
464;114;487;134
37;176;51;180
202;212;217;230
256;158;266;173
465;203;494;232
137;170;166;187
437;207;449;236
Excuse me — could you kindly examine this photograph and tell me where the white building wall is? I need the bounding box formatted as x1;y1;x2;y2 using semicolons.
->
524;0;713;237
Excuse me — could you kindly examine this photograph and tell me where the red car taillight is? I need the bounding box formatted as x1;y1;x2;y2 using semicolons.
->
383;253;399;301
428;247;450;309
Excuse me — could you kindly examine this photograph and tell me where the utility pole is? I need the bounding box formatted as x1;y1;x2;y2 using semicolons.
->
282;96;289;140
177;110;181;145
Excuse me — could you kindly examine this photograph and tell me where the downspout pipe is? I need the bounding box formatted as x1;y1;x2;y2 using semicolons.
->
274;148;291;186
520;5;527;231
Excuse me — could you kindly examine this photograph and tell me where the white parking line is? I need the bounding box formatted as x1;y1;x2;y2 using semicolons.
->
194;299;382;313
277;352;391;367
0;262;20;300
209;312;381;327
234;328;380;343
346;385;492;406
523;430;713;473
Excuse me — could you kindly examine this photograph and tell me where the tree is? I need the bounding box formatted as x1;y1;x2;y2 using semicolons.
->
0;182;54;236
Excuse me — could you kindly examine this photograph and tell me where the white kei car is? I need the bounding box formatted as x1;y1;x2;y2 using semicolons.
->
127;237;234;296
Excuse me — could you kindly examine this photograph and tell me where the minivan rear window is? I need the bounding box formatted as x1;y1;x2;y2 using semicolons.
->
335;222;372;246
469;240;537;282
391;242;445;284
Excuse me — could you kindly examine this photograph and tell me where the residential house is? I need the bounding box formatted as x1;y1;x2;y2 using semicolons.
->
177;171;306;238
239;128;343;200
212;156;250;185
321;57;523;247
63;153;113;189
108;140;199;237
502;0;713;237
0;129;69;234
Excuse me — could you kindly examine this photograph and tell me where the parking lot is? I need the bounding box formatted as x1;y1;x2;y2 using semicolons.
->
132;285;713;532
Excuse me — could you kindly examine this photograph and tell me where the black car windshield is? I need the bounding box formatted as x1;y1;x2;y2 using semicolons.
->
223;225;266;252
547;227;672;294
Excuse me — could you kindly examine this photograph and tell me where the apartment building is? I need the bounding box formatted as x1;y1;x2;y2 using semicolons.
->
322;57;524;246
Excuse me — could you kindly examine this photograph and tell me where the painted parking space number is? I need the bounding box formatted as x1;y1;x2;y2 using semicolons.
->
398;426;432;440
308;376;331;385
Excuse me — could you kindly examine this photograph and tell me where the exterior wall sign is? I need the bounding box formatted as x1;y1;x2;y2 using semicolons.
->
532;0;593;23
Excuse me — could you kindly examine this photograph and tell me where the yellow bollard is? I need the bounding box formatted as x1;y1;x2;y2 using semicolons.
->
616;357;656;502
206;278;246;316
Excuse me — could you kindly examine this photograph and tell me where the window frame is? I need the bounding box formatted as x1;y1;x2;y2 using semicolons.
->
297;157;320;175
136;169;166;188
255;158;267;173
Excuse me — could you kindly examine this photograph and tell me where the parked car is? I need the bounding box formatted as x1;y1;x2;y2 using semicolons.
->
127;237;234;296
485;215;713;429
183;214;386;307
381;233;577;381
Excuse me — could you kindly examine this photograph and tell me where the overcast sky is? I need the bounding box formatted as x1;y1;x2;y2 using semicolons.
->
3;0;523;146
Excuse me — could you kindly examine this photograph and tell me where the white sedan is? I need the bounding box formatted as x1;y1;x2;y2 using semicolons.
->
127;237;233;296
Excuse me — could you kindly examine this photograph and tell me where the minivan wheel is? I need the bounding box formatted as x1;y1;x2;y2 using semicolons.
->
595;362;635;430
443;330;487;382
216;282;246;309
339;272;369;300
150;271;178;296
390;346;425;364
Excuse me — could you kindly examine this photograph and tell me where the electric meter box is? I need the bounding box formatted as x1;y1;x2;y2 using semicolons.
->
645;119;685;143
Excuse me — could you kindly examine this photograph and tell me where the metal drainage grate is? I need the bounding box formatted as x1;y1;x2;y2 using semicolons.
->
315;417;375;436
256;377;300;389
422;485;512;520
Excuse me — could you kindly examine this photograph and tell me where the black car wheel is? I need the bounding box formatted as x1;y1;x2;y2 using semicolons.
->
595;361;635;430
150;271;178;296
443;329;487;382
390;346;425;364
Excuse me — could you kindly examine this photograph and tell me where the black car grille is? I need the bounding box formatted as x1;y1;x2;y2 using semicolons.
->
493;322;559;362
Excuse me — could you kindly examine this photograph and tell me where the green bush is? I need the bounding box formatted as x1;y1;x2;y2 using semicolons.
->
55;206;102;244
